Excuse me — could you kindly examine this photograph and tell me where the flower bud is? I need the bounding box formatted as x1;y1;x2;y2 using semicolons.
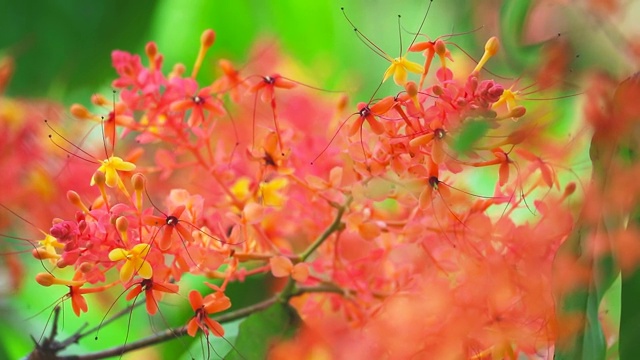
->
67;190;90;213
93;170;106;186
79;262;94;273
485;36;500;57
70;104;92;119
201;29;216;48
132;173;145;191
116;216;129;233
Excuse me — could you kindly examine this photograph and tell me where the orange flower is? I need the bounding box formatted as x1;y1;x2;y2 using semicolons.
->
186;290;231;337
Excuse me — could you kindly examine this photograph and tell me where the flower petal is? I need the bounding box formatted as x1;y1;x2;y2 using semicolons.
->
135;259;153;279
270;255;293;278
291;263;310;283
204;317;225;337
108;248;128;261
188;290;204;310
393;65;408;86
120;260;134;282
186;318;199;337
403;58;424;74
132;243;151;257
104;167;118;188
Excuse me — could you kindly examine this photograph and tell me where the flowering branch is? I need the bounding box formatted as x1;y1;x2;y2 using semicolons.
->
29;200;353;360
50;283;344;360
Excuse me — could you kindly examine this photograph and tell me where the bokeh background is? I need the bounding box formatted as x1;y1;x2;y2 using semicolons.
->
0;1;637;359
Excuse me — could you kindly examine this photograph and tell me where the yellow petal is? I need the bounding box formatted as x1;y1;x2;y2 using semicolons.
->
133;259;153;279
383;63;397;83
402;58;424;74
109;248;128;261
104;167;118;188
111;156;136;171
132;243;151;257
120;260;134;282
393;65;408;86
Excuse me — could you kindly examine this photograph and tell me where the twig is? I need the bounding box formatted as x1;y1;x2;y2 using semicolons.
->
64;297;277;360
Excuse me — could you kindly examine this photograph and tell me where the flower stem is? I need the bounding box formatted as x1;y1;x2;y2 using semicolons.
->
300;196;351;262
278;196;351;302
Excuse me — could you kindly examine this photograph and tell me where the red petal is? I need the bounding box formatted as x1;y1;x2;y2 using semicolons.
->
499;162;510;187
205;318;225;337
370;96;394;114
274;77;296;89
159;227;174;251
348;117;365;137
177;224;194;243
125;285;143;301
186;318;199;337
145;292;158;315
366;115;385;135
170;99;194;112
188;290;203;310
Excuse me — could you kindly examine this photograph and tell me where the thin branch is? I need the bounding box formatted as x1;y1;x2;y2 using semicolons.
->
279;197;351;301
56;283;345;360
64;297;277;360
300;196;352;262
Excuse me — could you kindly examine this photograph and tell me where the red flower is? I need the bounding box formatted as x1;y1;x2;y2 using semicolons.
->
186;290;231;337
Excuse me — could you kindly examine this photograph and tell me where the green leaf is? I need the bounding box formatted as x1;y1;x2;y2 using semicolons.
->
553;225;612;360
498;0;542;73
619;202;640;359
451;119;490;154
620;268;640;359
225;302;301;360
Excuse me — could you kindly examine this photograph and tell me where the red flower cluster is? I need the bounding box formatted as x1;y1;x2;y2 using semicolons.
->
9;23;588;358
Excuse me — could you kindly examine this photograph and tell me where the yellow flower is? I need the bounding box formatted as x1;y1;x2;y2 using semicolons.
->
38;232;64;263
108;243;152;282
383;56;424;86
91;156;136;188
258;177;288;207
230;177;252;202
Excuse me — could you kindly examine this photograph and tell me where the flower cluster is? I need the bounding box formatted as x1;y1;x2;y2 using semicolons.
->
12;24;588;359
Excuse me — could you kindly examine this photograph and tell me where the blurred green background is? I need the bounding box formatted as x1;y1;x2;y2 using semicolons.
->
0;0;624;359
